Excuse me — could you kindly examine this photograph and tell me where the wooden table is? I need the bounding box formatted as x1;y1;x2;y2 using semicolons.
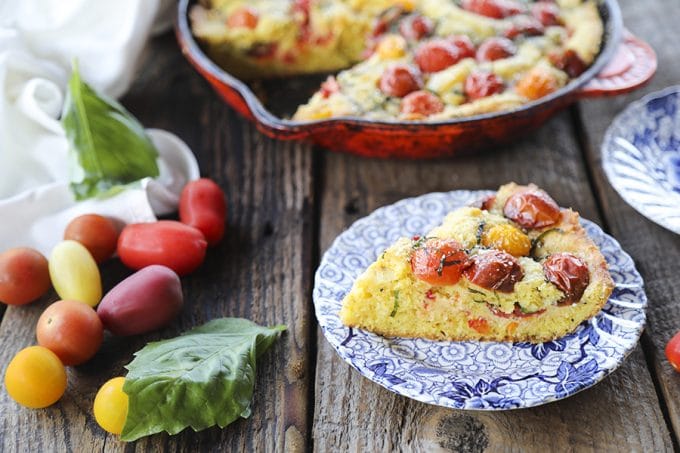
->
1;0;679;451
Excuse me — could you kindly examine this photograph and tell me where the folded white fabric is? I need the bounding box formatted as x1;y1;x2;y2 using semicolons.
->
0;0;199;255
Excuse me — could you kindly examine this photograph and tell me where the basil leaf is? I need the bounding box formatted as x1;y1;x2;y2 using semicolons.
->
120;318;286;441
61;65;159;200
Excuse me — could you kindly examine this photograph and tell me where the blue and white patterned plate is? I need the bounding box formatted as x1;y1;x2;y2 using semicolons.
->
602;86;680;234
313;191;647;410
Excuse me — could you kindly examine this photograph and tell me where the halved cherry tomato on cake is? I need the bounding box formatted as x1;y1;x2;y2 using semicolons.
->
515;65;562;100
179;178;227;246
227;6;259;29
665;332;680;373
411;238;469;285
415;39;463;73
0;247;50;306
446;35;476;59
465;250;524;293
461;0;525;19
504;15;544;39
399;14;434;40
468;317;491;334
320;76;341;98
549;49;587;78
543;253;590;305
379;64;423;97
401;90;445;117
532;2;561;26
482;223;531;257
476;37;516;62
503;189;561;229
464;70;505;101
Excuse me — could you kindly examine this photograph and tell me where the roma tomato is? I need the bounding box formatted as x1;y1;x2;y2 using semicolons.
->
4;346;67;408
36;300;103;366
49;240;102;307
118;221;207;276
93;377;129;435
411;238;469;285
179;179;227;246
0;247;50;305
64;214;119;263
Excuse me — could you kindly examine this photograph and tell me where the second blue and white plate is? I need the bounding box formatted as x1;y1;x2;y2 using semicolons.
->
313;191;647;410
602;86;680;234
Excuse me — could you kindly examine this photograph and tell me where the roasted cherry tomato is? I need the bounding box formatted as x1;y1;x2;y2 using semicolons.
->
665;332;680;373
464;250;524;293
0;247;50;306
227;6;259;29
320;76;340;98
414;39;463;73
401;90;445;117
379;64;423;97
504;15;544;39
464;71;505;101
503;189;561;229
118;221;208;276
475;194;496;211
94;377;129;435
399;14;434;40
64;214;119;263
446;35;476;59
549;49;587;78
543;253;590;304
515;66;561;100
4;346;67;409
476;37;516;62
482;223;531;257
179;178;227;246
532;1;561;26
36;299;103;366
461;0;525;19
411;238;469;286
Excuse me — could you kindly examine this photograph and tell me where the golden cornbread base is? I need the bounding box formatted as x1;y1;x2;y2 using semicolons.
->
339;183;615;343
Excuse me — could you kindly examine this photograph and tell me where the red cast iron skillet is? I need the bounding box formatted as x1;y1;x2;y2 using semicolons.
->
176;0;656;159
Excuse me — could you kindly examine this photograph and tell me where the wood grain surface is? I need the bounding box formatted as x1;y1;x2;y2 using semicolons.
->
1;0;679;451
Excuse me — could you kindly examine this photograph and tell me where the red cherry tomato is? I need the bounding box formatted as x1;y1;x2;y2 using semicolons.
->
411;238;469;286
461;0;525;19
549;49;587;78
399;14;434;40
543;253;590;304
64;214;119;263
415;40;462;73
504;15;544;39
36;300;103;366
464;71;505;101
476;37;516;62
503;189;561;229
227;6;259;29
532;2;561;26
320;76;341;98
446;35;476;59
0;248;50;305
665;332;680;372
479;194;496;211
179;178;227;246
464;250;524;293
401;90;445;117
379;65;423;97
118;221;207;276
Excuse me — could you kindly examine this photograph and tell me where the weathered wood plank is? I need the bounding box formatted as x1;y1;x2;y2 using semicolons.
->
0;33;315;452
314;106;672;450
577;0;680;445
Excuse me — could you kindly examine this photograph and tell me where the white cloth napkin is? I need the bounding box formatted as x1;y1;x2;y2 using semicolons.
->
0;0;199;255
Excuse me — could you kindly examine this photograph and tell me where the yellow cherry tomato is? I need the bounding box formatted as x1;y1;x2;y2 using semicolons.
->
93;377;129;435
376;35;408;60
4;346;67;408
49;240;102;307
482;223;532;257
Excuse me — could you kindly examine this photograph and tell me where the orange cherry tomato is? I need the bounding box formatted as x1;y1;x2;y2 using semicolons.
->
118;221;208;276
379;64;423;97
401;90;445;117
411;238;469;285
665;332;680;373
503;189;561;229
179;179;227;246
476;37;516;62
227;6;259;29
36;300;103;366
468;317;491;334
515;66;561;100
64;214;119;263
0;247;50;305
415;39;463;73
543;253;590;305
464;250;524;293
464;70;505;101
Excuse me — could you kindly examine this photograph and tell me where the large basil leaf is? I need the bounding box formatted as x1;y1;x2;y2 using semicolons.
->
61;66;159;200
120;318;286;441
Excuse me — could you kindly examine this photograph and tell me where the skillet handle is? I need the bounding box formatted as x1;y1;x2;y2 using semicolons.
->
576;29;657;99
